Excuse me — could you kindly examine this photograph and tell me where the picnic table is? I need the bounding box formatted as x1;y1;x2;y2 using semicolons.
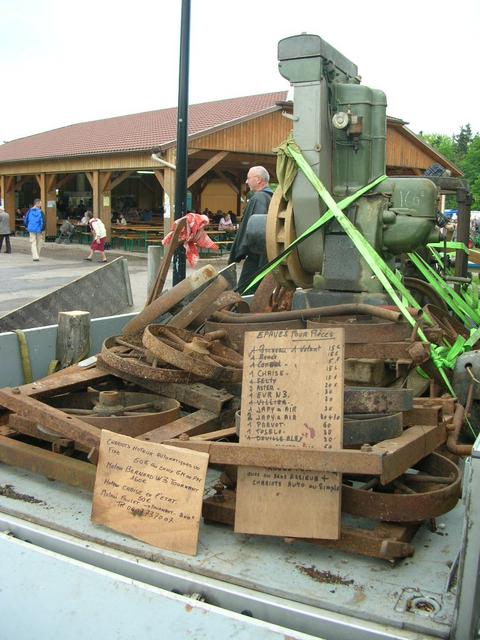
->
111;224;164;252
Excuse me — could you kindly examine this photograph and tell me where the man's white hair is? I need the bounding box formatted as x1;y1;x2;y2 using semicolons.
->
251;166;270;183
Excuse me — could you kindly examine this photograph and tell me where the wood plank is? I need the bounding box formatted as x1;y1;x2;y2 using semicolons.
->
0;436;96;491
164;440;384;475
17;365;112;398
138;410;222;443
374;424;447;484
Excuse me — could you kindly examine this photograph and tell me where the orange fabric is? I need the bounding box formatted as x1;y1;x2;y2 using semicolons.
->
162;213;218;266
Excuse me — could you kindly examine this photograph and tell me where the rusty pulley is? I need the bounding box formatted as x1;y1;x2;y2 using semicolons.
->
46;389;181;437
142;325;243;383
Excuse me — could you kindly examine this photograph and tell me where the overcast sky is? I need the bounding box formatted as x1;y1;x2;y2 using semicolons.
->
1;0;478;144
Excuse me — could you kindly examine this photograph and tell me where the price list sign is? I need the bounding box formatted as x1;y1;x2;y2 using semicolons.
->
234;327;344;540
92;430;209;555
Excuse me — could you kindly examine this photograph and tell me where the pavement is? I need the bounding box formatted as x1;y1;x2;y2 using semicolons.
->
0;236;230;316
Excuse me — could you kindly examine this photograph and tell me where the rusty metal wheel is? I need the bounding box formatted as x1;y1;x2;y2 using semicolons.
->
342;452;461;522
97;336;203;383
266;187;312;289
143;325;243;382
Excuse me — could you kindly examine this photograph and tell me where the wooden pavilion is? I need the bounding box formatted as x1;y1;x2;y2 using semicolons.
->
0;92;460;240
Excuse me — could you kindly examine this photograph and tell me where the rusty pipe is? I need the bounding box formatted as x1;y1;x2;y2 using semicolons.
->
447;403;473;456
211;303;402;324
123;265;218;337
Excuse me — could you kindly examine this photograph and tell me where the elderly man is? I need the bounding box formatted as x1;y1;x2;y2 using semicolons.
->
229;166;273;292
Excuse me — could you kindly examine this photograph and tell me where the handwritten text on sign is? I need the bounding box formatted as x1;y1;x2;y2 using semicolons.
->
91;430;209;555
234;328;344;539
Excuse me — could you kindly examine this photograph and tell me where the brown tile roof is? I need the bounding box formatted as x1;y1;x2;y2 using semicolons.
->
0;91;288;164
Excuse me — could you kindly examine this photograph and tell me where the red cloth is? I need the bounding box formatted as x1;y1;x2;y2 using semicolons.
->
90;237;106;251
162;213;218;267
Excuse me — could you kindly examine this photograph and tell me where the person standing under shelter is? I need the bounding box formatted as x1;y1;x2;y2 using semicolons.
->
84;212;108;262
229;166;273;292
24;198;45;261
0;205;12;254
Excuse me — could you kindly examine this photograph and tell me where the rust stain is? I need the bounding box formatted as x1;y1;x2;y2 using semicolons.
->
0;484;44;504
185;604;193;613
297;565;354;586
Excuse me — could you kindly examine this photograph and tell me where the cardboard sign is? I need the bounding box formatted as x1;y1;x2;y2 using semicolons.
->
234;328;344;539
91;430;209;555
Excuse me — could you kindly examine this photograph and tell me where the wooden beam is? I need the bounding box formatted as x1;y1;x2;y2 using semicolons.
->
35;174;42;188
56;174;75;189
5;176;14;192
187;151;229;188
100;171;112;193
46;174;56;192
109;171;132;190
0;436;95;491
13;177;32;191
154;169;164;189
85;172;94;189
139;177;155;194
92;170;100;218
214;169;240;194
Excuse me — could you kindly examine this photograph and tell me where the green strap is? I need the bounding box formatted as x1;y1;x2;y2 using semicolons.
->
409;252;480;325
242;174;388;293
251;140;458;392
427;241;469;254
284;142;424;333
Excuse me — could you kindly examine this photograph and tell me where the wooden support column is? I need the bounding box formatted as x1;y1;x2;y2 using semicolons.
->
46;174;57;235
100;172;112;241
162;148;176;232
36;173;55;237
0;176;16;230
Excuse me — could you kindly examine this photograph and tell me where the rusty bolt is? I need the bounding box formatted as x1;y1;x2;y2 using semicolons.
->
361;443;373;452
213;481;225;502
12;387;21;394
178;433;190;441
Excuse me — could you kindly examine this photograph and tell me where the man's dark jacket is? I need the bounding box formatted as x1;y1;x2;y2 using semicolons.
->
229;188;273;292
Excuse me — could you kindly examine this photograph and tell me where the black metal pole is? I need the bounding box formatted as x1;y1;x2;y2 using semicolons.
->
172;0;191;285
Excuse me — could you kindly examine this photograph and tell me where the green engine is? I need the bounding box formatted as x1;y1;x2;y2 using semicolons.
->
271;34;439;302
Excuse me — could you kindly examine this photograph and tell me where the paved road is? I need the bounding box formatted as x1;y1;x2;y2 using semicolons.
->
0;237;228;317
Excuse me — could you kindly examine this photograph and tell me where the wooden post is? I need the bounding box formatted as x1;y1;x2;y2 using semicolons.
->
56;311;91;369
92;170;100;218
36;173;56;237
46;174;57;237
100;172;112;241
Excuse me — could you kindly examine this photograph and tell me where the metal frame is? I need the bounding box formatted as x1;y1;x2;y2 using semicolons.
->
0;512;428;640
451;435;480;639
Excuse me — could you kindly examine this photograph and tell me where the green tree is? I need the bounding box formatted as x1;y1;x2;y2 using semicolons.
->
454;124;473;162
421;133;455;163
460;136;480;209
421;125;480;209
